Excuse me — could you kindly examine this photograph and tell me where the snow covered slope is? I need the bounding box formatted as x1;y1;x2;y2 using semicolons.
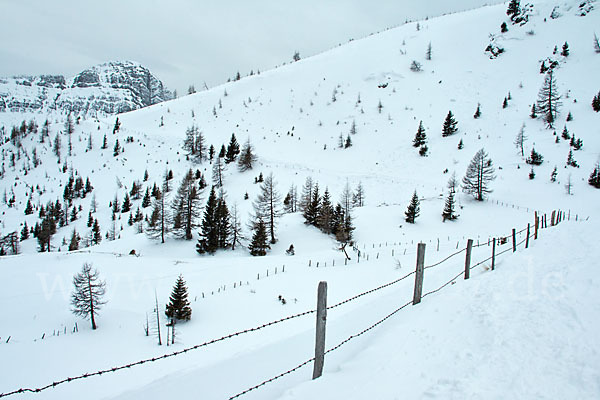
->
0;0;598;399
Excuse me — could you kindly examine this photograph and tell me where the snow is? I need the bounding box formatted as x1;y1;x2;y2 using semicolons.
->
0;0;599;399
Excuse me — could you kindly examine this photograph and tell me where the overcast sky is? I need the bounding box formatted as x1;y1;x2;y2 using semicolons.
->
0;0;503;93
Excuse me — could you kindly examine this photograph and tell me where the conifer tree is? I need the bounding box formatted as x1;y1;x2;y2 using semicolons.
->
142;188;151;208
442;173;458;221
550;166;558;182
299;177;314;213
506;0;521;18
225;133;240;163
92;219;102;245
238;139;257;171
303;182;320;226
165;275;192;321
536;70;561;127
24;198;33;215
561;42;569;56
317;188;334;234
352;182;365;207
566;149;579;167
71;263;106;329
229;203;244;250
21;222;29;241
462;148;496;201
526;147;543;165
212;156;224;187
473;103;481;119
530;104;537;118
588;163;600;188
69;229;79;251
592;91;600;112
121;193;132;213
413;121;427;147
405;191;420;223
37;216;56;252
249;219;270;256
196;186;222;254
442;111;458;137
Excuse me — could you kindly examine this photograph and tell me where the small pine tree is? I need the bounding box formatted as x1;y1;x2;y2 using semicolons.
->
501;22;508;33
473;103;481;119
225;133;240;163
529;166;535;180
442;174;458;222
561;42;569;57
566;111;573;121
458;139;464;150
249;219;270;256
121;193;132;213
530;104;537;118
20;222;29;241
526;147;543;165
405;191;420;223
588;163;600;188
562;125;571;140
506;0;521;18
413;121;427;147
345;135;352;148
69;229;79;251
592;91;600;112
238;139;257;171
502;97;508;108
165;275;192;321
550;166;558;182
566;149;579;167
442;111;458;137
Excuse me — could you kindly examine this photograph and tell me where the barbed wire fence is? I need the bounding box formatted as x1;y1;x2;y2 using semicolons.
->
0;208;570;399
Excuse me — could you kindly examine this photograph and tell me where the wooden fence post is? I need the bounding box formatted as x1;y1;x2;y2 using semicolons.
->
412;243;426;305
491;238;496;271
512;228;517;252
534;214;539;240
312;281;328;380
464;239;473;279
525;223;530;249
551;210;556;226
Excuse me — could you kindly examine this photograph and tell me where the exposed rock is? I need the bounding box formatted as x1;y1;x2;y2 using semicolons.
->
0;61;172;115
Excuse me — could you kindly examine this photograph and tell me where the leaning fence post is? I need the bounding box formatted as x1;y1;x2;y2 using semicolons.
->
551;210;556;226
312;281;328;380
465;239;473;280
525;223;530;249
491;238;496;271
412;243;426;305
534;214;539;240
512;228;517;252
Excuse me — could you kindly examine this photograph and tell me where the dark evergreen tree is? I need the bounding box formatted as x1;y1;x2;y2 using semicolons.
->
592;91;600;112
238;139;257;171
121;193;132;213
212;156;224;187
462;148;496;201
550;166;558;182
92;219;102;245
506;0;521;18
249;219;270;256
473;103;481;119
216;196;231;249
68;229;79;251
588;163;600;188
344;135;352;148
113;139;120;156
526;148;544;165
413;121;427;147
209;144;215;161
501;22;508;33
405;191;420;223
21;222;29;241
101;134;107;149
529;166;536;179
113;117;121;134
218;144;226;158
71;263;106;330
24;198;33;215
458;139;464;150
442;173;458;222
146;187;169;243
561;42;569;56
37;216;56;252
225;133;240;163
530;104;537;118
419;145;428;156
165;275;192;321
566;149;579;167
303;183;320;226
317;188;334;234
566;111;573;121
142;188;152;208
197;186;219;254
442;111;458;137
87;211;94;227
502;97;508;108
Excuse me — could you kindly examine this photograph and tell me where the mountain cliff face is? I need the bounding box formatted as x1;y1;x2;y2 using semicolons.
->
0;61;172;115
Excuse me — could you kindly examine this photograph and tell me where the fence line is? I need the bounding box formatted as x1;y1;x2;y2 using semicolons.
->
0;209;569;399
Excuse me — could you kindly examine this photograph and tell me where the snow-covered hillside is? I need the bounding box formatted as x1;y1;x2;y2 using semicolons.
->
0;0;599;399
